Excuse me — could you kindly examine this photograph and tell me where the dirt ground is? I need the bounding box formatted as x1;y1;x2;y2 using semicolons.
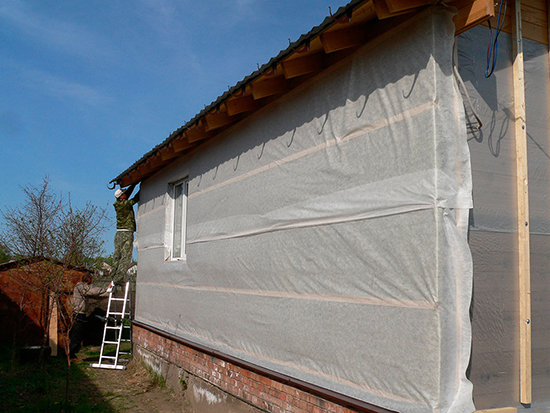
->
74;349;193;413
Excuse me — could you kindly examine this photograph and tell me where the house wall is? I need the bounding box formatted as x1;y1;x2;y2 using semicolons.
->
134;7;473;413
458;22;550;409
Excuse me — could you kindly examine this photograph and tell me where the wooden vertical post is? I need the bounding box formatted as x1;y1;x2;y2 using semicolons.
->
512;0;531;404
48;293;58;357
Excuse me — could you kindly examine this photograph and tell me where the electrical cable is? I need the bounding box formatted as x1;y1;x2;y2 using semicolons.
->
485;0;507;78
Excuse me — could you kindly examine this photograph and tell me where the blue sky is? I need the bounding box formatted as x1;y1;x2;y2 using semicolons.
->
0;0;344;255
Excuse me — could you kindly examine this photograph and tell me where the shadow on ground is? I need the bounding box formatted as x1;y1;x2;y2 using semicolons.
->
0;345;189;413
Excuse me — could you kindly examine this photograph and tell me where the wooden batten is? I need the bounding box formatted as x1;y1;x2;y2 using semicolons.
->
204;110;236;131
282;53;325;79
226;95;259;116
512;0;532;405
251;76;291;100
320;25;369;53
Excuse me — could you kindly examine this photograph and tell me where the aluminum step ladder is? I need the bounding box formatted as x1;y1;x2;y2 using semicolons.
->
90;281;132;370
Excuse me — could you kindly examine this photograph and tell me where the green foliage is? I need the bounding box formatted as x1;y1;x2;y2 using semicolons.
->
0;242;10;264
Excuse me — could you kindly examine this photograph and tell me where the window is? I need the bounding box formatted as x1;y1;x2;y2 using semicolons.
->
171;178;188;260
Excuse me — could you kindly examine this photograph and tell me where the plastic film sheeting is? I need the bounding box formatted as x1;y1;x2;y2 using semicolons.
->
135;8;474;413
458;24;550;409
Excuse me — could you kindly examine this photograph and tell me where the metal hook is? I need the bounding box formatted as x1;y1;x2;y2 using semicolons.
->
107;181;116;190
287;129;296;147
318;114;328;135
329;7;352;24
288;39;310;53
356;96;368;118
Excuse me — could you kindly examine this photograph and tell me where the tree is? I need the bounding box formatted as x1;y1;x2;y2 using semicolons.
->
1;177;109;266
0;177;109;356
1;177;62;259
1;177;111;410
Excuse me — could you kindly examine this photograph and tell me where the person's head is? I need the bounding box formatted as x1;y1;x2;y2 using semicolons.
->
115;188;129;200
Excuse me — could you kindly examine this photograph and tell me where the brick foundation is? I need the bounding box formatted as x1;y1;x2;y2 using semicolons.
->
133;323;381;413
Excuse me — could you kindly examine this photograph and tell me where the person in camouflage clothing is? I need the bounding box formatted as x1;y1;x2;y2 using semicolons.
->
111;184;139;285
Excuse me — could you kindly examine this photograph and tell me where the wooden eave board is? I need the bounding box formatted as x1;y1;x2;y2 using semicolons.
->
114;0;497;187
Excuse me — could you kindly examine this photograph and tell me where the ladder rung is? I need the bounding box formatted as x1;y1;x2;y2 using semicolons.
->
91;282;132;371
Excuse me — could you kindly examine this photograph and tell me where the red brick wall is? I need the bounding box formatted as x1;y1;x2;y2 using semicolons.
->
133;325;358;413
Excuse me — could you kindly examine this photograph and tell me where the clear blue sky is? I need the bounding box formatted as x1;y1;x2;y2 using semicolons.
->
0;0;344;255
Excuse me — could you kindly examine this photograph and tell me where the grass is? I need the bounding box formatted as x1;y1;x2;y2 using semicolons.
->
0;345;117;413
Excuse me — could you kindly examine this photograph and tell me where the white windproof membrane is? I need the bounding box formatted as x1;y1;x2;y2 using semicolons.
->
134;7;475;413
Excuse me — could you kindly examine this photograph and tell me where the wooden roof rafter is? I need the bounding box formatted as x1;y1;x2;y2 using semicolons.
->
111;0;494;188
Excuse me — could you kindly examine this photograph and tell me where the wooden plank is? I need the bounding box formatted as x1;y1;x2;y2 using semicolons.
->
372;0;414;19
185;121;214;143
204;111;236;131
385;0;434;13
375;0;494;33
48;293;58;357
320;25;369;53
521;3;547;27
147;154;164;169
282;53;325;79
525;0;546;12
512;0;532;405
226;95;259;116
172;135;194;152
453;0;494;34
251;76;290;100
482;2;548;44
160;145;178;161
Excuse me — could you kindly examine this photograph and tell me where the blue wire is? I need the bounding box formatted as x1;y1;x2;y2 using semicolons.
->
485;1;506;78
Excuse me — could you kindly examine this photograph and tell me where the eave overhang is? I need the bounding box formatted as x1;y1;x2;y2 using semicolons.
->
111;0;494;188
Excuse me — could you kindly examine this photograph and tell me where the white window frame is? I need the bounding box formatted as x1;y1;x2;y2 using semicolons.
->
169;178;188;261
